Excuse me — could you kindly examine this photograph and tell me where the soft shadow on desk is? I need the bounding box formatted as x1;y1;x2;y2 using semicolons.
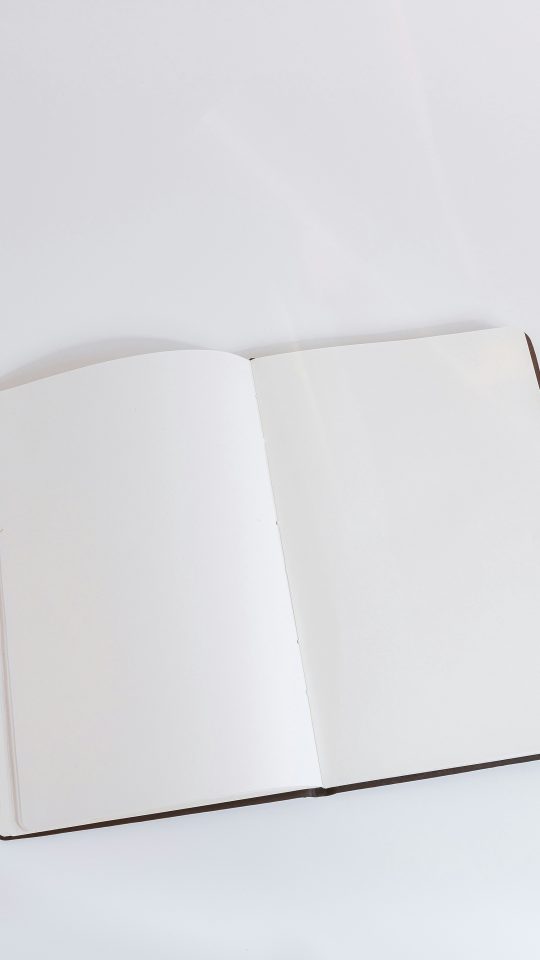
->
0;337;197;391
249;319;494;359
0;322;495;389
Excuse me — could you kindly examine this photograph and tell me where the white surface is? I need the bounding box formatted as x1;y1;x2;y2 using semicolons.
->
255;328;540;785
0;351;318;835
1;0;540;955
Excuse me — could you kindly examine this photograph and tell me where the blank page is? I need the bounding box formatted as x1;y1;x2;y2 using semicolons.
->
0;351;319;835
253;329;540;787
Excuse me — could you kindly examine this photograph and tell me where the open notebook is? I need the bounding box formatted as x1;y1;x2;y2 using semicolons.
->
1;327;540;838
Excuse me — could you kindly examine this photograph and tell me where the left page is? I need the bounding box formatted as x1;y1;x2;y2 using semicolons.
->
0;350;320;836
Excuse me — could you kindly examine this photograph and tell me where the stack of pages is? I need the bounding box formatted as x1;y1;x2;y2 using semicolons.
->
1;327;540;838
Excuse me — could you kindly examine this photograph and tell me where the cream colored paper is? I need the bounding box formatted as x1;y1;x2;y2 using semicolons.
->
253;328;540;787
0;351;320;834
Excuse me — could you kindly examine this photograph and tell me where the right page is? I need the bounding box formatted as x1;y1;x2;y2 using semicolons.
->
253;328;540;788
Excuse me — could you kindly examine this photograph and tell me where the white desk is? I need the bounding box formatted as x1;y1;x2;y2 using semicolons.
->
2;2;540;955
